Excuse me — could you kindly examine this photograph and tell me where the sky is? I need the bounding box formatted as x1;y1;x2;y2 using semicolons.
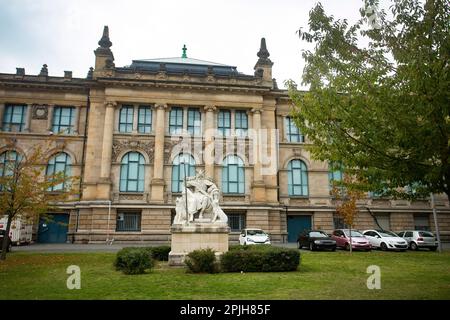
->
0;0;383;88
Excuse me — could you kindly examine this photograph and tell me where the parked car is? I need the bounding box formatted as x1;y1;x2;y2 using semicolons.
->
362;229;408;251
297;230;336;251
0;216;33;246
239;228;271;245
397;230;438;251
331;229;372;251
0;230;12;252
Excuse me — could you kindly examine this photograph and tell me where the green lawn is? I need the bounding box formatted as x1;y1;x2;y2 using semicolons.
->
1;250;449;299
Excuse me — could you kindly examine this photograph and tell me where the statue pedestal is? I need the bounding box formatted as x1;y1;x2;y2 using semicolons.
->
168;223;230;266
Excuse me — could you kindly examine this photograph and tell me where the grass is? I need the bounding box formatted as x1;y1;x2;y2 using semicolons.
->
1;250;450;299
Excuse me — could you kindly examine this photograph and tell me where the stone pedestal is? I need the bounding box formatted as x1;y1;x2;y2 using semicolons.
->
168;223;230;266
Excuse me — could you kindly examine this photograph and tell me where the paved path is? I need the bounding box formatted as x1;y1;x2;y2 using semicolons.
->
12;242;449;253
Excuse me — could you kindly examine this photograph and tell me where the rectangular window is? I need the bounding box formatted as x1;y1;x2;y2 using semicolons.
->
235;110;248;137
116;212;141;232
218;110;231;136
414;214;430;231
228;213;246;232
374;214;390;230
138;106;152;133
52;106;75;134
333;214;348;229
187;108;201;136
119;105;134;133
2;104;27;132
285;116;304;142
169;107;184;134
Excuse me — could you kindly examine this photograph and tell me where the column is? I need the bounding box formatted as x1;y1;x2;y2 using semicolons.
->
204;105;216;180
133;104;139;134
100;101;116;179
251;107;266;203
73;106;80;135
0;103;5;131
151;103;167;202
47;105;55;131
24;104;32;132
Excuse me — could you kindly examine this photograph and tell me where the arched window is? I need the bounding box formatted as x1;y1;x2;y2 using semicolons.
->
222;155;245;194
171;154;196;193
0;150;22;191
46;153;72;191
120;152;145;192
288;159;308;196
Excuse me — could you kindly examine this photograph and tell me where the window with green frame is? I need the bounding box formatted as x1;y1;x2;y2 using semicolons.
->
169;107;184;134
235;110;248;137
119;105;134;133
285;116;304;142
46;152;72;191
222;155;245;194
187;108;201;136
52;106;75;134
119;152;145;192
228;213;246;232
287;159;308;196
218;110;231;136
2;104;27;132
138;106;152;133
328;162;343;191
0;150;22;191
171;154;196;193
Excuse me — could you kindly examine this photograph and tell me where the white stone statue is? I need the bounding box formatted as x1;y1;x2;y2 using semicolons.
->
173;171;228;225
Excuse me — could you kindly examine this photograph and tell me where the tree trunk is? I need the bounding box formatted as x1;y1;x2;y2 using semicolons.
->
349;225;352;254
0;214;12;261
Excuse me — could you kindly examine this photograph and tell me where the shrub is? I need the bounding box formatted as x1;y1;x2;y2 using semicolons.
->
114;247;154;275
221;246;300;272
150;245;171;261
185;248;219;274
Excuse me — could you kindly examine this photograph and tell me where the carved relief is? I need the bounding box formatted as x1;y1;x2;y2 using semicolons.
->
32;104;49;119
112;139;155;162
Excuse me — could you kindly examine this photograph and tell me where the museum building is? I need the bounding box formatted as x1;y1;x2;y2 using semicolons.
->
0;26;449;244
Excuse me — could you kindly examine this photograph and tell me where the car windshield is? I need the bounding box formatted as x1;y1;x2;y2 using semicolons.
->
309;231;328;238
247;230;265;236
378;230;398;237
419;231;434;237
344;230;364;237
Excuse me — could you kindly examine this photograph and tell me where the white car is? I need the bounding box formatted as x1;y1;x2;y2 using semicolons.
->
362;229;408;251
239;228;271;245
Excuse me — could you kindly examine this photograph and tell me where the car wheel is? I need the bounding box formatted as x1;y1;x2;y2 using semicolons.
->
410;242;418;251
309;242;315;251
380;242;388;251
430;247;437;252
7;243;12;252
331;247;336;252
297;241;301;249
345;243;350;251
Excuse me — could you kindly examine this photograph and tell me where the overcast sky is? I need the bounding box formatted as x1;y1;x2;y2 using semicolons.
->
0;0;384;88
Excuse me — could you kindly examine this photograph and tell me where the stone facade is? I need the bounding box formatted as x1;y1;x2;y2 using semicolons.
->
1;26;449;244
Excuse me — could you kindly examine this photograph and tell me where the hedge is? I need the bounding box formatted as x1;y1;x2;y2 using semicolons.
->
185;248;219;273
150;245;171;261
221;245;300;272
114;247;154;275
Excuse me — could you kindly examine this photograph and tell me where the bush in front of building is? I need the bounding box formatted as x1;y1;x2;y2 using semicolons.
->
114;247;154;275
184;248;219;274
150;245;171;261
221;246;300;272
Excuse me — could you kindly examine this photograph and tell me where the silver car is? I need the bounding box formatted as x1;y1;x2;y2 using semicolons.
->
397;230;438;251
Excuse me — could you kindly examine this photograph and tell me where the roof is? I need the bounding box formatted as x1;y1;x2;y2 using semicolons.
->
135;57;235;67
124;56;245;77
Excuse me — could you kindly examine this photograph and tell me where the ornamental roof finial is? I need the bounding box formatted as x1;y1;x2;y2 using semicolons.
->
98;26;112;49
182;44;187;58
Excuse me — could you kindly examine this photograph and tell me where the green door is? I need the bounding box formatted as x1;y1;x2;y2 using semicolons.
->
287;215;312;242
38;214;69;243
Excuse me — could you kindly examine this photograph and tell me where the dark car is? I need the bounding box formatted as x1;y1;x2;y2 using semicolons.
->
0;230;12;252
297;230;336;251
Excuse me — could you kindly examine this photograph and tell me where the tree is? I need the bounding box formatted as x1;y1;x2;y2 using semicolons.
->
0;144;78;260
287;0;450;200
331;175;364;253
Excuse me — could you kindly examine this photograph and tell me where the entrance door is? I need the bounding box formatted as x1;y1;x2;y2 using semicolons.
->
38;214;69;243
287;215;312;242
